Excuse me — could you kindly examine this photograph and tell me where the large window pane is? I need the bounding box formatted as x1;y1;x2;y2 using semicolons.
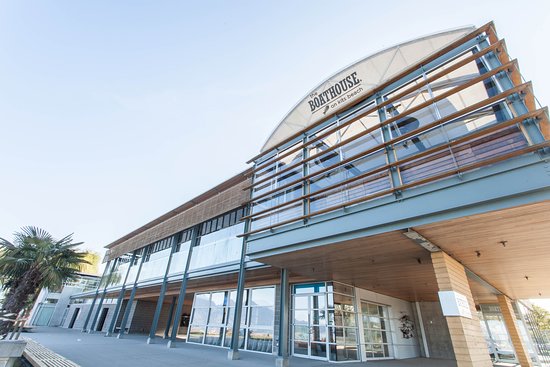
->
250;288;274;307
247;329;273;353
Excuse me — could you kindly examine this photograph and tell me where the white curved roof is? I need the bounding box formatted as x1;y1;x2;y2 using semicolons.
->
261;26;475;153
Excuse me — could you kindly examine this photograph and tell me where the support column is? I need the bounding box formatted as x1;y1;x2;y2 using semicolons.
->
147;236;177;344
497;295;534;367
275;268;289;367
106;252;136;337
117;249;146;339
167;226;199;348
431;251;492;367
227;226;249;360
81;259;111;332
163;296;177;339
89;259;118;333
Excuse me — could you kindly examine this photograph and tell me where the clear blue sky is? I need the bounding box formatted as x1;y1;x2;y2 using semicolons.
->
1;0;549;259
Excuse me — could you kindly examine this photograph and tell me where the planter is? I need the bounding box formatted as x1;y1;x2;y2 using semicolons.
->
0;340;27;367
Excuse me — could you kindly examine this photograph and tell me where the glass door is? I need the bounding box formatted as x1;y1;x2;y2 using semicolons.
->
360;301;392;359
292;283;329;360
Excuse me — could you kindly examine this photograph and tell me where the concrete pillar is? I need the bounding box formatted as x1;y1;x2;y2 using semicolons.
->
497;295;533;367
431;251;492;367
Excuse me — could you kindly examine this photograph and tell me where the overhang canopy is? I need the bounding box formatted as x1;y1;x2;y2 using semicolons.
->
261;26;475;153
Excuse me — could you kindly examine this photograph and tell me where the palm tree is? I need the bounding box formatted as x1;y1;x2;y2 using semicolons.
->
0;226;89;334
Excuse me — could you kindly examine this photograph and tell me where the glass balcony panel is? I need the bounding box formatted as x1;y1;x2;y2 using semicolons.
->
345;174;392;203
428;56;493;99
254;162;276;182
251;197;275;215
388;103;439;142
277;166;303;188
138;247;171;283
399;124;528;186
190;223;244;270
309;187;346;213
308;149;342;175
431;76;511;125
252;179;276;198
167;241;191;276
340;128;382;159
309;167;347;193
124;259;140;286
250;202;303;231
254;183;303;208
109;261;129;288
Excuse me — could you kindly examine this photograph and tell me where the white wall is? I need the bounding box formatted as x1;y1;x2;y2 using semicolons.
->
354;287;420;360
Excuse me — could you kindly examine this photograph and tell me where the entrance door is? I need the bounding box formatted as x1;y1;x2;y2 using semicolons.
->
292;283;328;360
96;308;109;332
68;308;80;329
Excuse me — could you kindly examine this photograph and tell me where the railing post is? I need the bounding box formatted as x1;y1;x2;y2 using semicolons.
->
376;94;402;197
116;249;146;339
89;259;118;333
167;225;200;348
147;235;178;344
105;252;136;337
81;259;111;332
302;135;310;224
478;38;545;145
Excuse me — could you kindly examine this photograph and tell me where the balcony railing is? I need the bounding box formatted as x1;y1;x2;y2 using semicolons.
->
243;27;549;236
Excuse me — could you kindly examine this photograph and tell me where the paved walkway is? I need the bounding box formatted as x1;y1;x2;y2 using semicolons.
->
25;327;456;367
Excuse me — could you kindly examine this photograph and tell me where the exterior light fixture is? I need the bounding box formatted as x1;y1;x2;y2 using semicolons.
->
402;229;441;252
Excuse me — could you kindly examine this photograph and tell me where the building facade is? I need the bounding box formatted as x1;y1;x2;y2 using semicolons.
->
67;22;550;367
27;273;100;328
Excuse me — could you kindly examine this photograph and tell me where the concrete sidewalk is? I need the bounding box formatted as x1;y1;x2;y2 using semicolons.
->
24;327;456;367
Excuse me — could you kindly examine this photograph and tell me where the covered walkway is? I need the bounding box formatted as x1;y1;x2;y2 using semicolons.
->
25;327;458;367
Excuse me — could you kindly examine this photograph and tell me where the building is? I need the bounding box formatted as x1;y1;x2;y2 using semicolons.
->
27;273;100;328
66;22;550;367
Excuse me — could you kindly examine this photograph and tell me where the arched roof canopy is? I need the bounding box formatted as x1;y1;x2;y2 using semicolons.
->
260;26;476;155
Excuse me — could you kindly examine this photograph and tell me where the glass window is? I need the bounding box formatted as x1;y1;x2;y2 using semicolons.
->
250;287;274;307
361;301;392;359
189;287;274;354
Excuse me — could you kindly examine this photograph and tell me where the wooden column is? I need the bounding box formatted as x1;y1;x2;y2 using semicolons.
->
431;252;492;367
497;295;533;367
